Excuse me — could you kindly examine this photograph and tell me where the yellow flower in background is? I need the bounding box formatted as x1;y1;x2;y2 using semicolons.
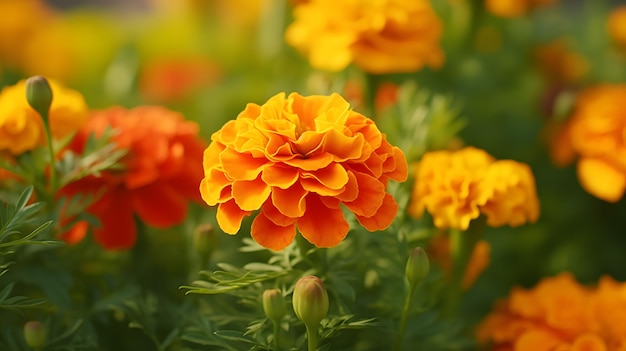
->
485;0;557;18
200;92;408;251
285;0;444;74
0;79;88;154
477;272;626;350
608;6;626;48
408;146;539;230
551;84;626;202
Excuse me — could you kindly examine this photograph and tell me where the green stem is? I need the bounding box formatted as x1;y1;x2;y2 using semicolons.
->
272;320;280;351
394;282;417;351
444;216;485;317
41;110;57;193
305;325;318;351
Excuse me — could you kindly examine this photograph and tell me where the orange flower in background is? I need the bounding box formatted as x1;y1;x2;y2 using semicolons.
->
200;92;408;251
550;84;626;202
485;0;557;18
0;79;88;155
428;232;491;290
477;272;626;350
534;39;589;85
408;147;539;230
139;56;221;103
61;106;206;249
608;6;626;48
285;0;444;74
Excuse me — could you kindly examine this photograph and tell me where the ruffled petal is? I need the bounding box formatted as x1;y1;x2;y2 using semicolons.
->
355;193;398;231
271;182;308;218
216;199;251;234
343;171;385;217
251;211;297;251
297;195;349;248
232;177;271;211
577;157;626;202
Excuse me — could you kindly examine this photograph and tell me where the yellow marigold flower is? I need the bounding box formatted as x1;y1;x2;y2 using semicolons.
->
285;0;444;74
550;84;626;202
608;6;626;48
0;79;88;155
485;0;557;18
408;146;539;230
200;92;408;251
478;272;626;350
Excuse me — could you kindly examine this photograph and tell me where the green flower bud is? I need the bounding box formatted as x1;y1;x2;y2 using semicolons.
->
263;289;286;323
292;276;329;329
23;320;45;350
193;223;217;258
25;76;53;124
405;247;429;288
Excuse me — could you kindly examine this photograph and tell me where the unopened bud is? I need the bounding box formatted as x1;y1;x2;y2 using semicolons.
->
292;276;329;329
23;320;45;350
405;247;429;288
25;76;53;123
263;289;286;323
193;223;217;258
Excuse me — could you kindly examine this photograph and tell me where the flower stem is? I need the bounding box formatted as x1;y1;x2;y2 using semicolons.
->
444;216;485;317
394;282;417;351
305;325;318;351
272;320;281;351
42;116;57;193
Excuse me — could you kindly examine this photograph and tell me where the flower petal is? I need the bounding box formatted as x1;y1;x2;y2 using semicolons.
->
216;199;251;234
355;193;398;231
301;163;349;195
297;195;349;248
343;171;385;217
262;164;299;189
133;183;187;228
251;211;296;251
271;182;308;218
577;157;626;202
232;177;271;211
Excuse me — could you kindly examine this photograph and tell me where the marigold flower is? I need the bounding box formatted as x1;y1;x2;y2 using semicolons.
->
478;272;626;350
408;147;539;230
608;6;626;48
285;0;444;74
549;84;626;202
485;0;557;18
534;39;589;85
0;79;88;155
200;92;408;251
61;106;206;249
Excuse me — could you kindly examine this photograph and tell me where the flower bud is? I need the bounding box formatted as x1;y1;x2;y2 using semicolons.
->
193;223;217;258
25;76;53;123
405;247;429;288
23;320;45;350
292;276;329;329
263;289;286;323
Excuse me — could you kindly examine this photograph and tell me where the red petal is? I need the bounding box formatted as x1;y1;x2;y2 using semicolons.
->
133;183;187;228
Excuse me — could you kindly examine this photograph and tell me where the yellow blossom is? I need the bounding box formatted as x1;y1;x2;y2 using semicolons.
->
285;0;444;74
0;79;88;154
409;147;539;230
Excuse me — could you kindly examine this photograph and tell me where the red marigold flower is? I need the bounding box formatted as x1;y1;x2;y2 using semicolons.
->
61;106;206;249
200;92;408;251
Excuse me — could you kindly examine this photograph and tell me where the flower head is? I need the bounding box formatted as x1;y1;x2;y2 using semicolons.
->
477;272;626;350
550;84;626;202
285;0;444;74
0;79;88;154
408;146;539;230
608;6;626;49
200;92;407;251
61;106;206;249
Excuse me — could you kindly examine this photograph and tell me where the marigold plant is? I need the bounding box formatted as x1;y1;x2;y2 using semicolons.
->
199;92;408;250
550;84;626;202
285;0;444;74
408;146;539;230
478;272;626;351
0;78;88;154
61;106;206;249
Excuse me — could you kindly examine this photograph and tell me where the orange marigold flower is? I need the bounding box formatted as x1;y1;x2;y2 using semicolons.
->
408;147;539;230
485;0;557;18
608;6;626;48
200;92;408;251
550;84;626;202
285;0;444;74
0;79;88;155
61;106;206;250
534;39;589;85
477;272;626;350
